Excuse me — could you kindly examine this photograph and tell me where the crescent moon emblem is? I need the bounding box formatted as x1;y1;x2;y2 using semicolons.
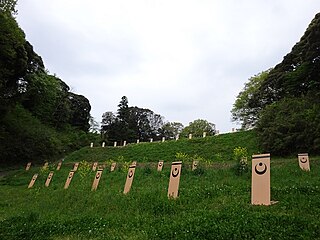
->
159;163;162;167
172;167;180;177
128;170;133;178
300;157;307;163
255;162;267;175
96;173;100;179
69;173;73;179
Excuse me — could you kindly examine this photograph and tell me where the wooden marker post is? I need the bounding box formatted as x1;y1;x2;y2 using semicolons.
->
25;162;32;171
157;161;164;171
110;162;117;172
123;162;137;194
92;162;98;171
92;169;103;191
175;134;179;141
298;153;310;171
251;153;272;205
203;132;206;138
137;139;139;144
90;142;93;148
28;174;38;188
188;134;192;139
192;160;198;171
114;141;117;147
56;161;62;170
73;162;79;171
123;141;126;146
168;161;182;199
162;137;165;142
45;171;54;187
150;138;153;142
64;170;75;189
102;142;105;148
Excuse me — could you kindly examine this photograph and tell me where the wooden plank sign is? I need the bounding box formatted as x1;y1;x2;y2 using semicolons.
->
157;161;164;171
64;170;75;189
192;160;199;171
25;162;31;171
298;153;310;171
168;161;182;199
56;161;62;170
73;162;79;171
123;162;137;194
92;169;103;191
92;162;98;171
110;162;117;172
251;154;271;205
45;171;54;187
28;174;38;188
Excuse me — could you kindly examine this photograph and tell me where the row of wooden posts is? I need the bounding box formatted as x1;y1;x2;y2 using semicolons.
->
26;153;311;204
90;131;222;148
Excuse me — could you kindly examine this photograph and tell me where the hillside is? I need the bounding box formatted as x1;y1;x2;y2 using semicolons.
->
65;130;261;164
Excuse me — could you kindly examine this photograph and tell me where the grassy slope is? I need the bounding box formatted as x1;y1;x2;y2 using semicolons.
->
65;130;261;164
1;130;320;239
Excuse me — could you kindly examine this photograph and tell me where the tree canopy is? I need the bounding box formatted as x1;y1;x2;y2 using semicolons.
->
232;12;320;155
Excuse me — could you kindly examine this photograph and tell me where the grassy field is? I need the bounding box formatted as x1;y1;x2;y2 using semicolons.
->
65;130;261;164
1;131;320;239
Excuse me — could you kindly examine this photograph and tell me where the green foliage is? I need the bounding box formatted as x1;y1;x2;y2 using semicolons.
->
0;0;17;15
233;147;248;175
180;119;215;138
78;161;91;181
0;157;320;239
257;97;320;155
66;130;260;164
101;96;165;143
232;13;320;155
231;69;271;129
0;13;93;165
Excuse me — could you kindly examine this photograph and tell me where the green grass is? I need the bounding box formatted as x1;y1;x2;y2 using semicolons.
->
1;156;320;239
65;130;261;164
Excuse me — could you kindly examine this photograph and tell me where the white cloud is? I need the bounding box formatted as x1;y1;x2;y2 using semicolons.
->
16;0;320;132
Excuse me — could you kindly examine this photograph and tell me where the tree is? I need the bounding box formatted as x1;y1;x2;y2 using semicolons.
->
0;0;18;15
231;69;271;129
68;93;91;132
256;97;320;155
0;11;27;117
180;119;215;138
160;122;184;139
101;97;165;142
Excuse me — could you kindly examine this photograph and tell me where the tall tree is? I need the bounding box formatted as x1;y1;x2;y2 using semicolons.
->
231;69;271;129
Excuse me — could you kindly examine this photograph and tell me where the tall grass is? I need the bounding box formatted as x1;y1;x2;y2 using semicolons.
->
0;156;319;239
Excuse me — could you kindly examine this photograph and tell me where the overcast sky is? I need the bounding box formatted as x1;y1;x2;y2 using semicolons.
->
16;1;320;133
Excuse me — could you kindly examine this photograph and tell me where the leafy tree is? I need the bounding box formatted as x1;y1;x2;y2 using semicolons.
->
250;13;320;113
101;96;165;143
68;92;91;132
256;97;320;155
231;69;271;129
0;11;27;117
0;0;17;15
180;119;215;138
160;122;184;139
